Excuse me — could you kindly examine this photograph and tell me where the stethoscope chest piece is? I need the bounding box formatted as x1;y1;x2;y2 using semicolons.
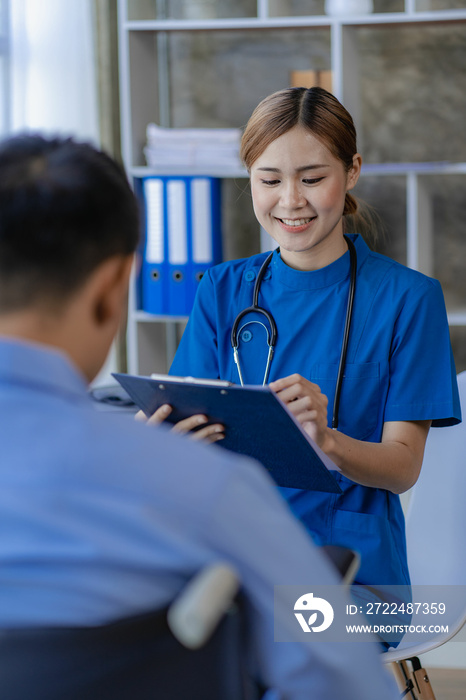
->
233;318;275;387
231;250;277;386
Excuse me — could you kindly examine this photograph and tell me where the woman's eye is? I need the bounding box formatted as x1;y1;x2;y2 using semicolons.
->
303;177;324;185
261;179;280;186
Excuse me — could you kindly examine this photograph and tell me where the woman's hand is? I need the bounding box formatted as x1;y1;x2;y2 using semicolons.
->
269;373;333;452
269;373;431;494
135;404;225;444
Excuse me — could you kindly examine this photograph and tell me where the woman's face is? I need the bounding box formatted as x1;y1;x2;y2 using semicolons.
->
250;125;361;271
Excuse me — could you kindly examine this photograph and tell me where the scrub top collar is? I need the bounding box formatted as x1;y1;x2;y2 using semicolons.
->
270;233;370;291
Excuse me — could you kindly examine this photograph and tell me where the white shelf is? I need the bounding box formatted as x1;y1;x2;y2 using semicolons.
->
118;0;466;374
123;10;466;32
448;312;466;327
133;311;189;323
361;162;466;176
130;165;248;179
133;309;466;326
131;162;466;179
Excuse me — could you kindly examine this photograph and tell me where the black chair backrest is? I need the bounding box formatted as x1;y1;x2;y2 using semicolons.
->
0;547;358;700
0;602;254;700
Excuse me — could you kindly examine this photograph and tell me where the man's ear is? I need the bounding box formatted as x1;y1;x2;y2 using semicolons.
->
92;254;134;327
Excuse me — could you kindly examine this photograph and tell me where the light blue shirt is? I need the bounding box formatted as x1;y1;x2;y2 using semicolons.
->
0;338;398;699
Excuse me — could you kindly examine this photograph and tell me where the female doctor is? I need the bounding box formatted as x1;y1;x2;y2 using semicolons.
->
150;87;461;592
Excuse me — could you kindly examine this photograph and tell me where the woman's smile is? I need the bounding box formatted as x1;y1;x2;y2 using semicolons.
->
276;216;317;233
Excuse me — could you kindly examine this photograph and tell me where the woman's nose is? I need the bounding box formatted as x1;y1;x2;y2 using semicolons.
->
280;182;305;208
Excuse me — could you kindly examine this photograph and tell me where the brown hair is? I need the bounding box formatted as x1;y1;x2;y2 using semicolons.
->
240;86;359;217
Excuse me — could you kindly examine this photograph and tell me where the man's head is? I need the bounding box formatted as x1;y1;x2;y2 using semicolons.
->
0;134;139;311
0;134;140;380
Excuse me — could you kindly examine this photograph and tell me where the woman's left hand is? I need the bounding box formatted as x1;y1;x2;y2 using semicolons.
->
269;373;331;450
270;374;431;494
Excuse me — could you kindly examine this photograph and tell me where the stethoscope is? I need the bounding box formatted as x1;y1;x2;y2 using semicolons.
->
230;235;357;431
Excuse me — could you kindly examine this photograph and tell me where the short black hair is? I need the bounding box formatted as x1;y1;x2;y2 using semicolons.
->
0;134;139;311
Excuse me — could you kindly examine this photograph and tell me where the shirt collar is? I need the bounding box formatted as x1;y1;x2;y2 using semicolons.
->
0;337;89;403
270;233;370;291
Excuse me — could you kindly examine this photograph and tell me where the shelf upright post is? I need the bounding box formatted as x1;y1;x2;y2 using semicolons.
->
406;172;419;272
332;20;363;152
117;0;132;167
404;0;417;15
330;19;343;102
127;264;141;375
117;0;139;374
257;0;269;19
406;171;433;276
155;0;178;370
156;0;170;128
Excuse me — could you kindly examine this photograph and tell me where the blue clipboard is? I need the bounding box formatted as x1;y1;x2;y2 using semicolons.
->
113;373;342;494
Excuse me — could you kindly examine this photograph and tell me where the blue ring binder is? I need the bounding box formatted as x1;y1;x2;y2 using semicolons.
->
138;175;222;317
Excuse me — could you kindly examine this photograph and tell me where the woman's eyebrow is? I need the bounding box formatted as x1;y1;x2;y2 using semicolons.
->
297;164;330;172
256;164;330;172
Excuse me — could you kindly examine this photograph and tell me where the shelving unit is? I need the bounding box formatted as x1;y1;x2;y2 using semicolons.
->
118;0;466;375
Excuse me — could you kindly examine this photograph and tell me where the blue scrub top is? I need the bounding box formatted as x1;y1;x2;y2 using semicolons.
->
170;234;461;587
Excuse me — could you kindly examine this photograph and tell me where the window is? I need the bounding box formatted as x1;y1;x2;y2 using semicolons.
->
0;0;10;136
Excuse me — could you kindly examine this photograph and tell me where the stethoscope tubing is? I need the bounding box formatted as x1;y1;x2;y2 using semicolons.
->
230;235;357;430
332;236;357;430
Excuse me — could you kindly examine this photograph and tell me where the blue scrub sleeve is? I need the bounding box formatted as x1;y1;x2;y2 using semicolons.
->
170;270;220;379
385;278;460;426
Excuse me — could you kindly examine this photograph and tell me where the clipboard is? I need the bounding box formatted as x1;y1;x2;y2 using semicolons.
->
112;373;342;494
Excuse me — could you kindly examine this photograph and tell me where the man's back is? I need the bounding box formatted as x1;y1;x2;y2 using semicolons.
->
0;338;398;699
0;338;248;624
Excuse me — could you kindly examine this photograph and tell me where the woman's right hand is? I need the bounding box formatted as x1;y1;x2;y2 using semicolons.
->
135;404;225;444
